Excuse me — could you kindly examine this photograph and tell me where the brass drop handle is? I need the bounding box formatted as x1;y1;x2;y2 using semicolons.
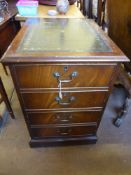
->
55;96;75;105
57;128;72;135
55;114;72;122
53;71;78;83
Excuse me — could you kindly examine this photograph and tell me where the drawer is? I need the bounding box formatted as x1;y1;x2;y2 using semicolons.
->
14;64;115;88
21;91;108;110
27;111;102;125
31;125;97;138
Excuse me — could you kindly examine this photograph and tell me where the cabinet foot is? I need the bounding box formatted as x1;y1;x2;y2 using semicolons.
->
114;98;131;127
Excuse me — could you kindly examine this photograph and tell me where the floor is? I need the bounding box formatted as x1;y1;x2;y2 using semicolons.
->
0;64;131;175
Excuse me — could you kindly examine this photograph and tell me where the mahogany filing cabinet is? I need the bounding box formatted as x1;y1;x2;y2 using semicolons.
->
2;18;129;147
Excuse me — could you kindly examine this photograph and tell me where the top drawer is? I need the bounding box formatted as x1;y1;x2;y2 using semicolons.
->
14;64;115;89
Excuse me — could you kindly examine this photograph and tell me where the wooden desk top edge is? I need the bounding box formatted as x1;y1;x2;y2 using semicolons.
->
1;18;129;64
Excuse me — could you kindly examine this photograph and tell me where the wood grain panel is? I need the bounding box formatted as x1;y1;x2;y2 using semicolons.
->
21;91;108;110
14;64;115;88
31;125;96;138
27;110;102;125
108;0;131;60
0;22;15;57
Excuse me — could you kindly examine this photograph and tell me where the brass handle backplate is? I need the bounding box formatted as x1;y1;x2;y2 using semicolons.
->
57;128;72;135
55;96;75;105
53;71;78;83
55;114;72;123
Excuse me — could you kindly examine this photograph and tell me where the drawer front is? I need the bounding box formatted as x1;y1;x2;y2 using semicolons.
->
27;111;102;125
14;65;115;88
22;91;108;110
31;126;97;138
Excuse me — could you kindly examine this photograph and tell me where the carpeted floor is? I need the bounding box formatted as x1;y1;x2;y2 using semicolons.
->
0;64;131;175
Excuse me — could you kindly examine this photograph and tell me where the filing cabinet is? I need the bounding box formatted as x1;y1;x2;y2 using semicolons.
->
2;18;129;147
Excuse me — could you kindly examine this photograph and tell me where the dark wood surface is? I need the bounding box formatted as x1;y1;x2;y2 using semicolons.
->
0;1;17;27
39;0;77;5
0;1;20;74
27;110;102;125
21;90;108;109
107;0;131;126
0;19;20;57
31;125;97;138
14;64;116;88
2;18;129;147
108;0;131;61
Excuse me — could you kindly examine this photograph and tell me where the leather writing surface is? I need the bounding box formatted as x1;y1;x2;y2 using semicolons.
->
17;18;112;53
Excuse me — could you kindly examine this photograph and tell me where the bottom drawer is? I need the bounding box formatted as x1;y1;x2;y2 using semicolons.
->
31;125;97;138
